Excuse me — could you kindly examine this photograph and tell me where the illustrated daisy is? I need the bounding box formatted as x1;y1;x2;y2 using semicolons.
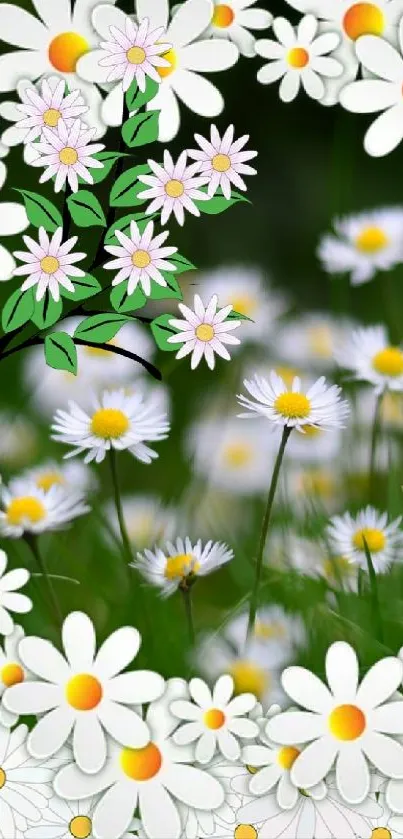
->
171;675;258;763
25;795;101;839
255;15;342;102
188;124;257;199
0;552;32;636
336;325;403;393
167;294;242;370
0;723;54;836
3;611;165;774
54;678;225;839
0;626;32;728
0;76;88;150
52;389;170;465
134;536;234;597
22;459;96;496
13;226;86;303
103;219;178;297
363;786;403;837
266;641;403;803
0;477;89;539
318;208;403;284
237;371;349;432
327;506;403;572
0;168;29;281
178;759;249;839
242;735;313;810
203;0;272;56
105;495;178;551
31;118;104;193
137;151;209;226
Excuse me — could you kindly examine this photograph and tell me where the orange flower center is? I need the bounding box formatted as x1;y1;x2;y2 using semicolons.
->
204;708;226;729
343;3;385;40
328;704;366;740
120;742;162;780
278;746;300;769
212;4;235;27
287;47;309;68
48;32;89;73
66;673;103;711
158;48;178;78
1;662;24;687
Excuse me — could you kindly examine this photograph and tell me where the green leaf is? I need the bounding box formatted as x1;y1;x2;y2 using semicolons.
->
14;189;62;232
74;313;129;344
110;284;146;314
150;313;178;352
61;273;102;302
88;151;128;185
168;253;196;275
2;288;35;333
104;212;157;246
122;111;160;148
126;77;159;111
31;290;63;330
109;165;150;208
227;309;254;322
195;190;250;215
150;273;182;301
67;190;107;227
45;331;77;374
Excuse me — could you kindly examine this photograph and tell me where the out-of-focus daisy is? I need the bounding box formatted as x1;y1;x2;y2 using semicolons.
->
3;611;165;774
318;208;403;284
0;477;89;539
255;15;342;102
105;495;178;551
138;151;208;226
285;463;341;515
0;626;32;727
285;422;342;463
22;459;96;496
172;674;258;762
13;226;86;303
133;536;234;597
336;325;403;393
273;313;356;370
0;722;54;835
327;506;403;572
0;413;38;468
167;293;242;370
238;371;349;432
225;606;306;670
0;165;29;281
0;551;32;636
203;0;272;56
188;124;257;199
104;219;178;297
52;389;170;465
31;118;104;193
55;678;225;839
0;77;88;150
340;24;403;157
267;642;403;804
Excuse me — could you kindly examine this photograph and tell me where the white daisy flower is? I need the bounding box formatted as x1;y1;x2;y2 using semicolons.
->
0;626;32;728
25;795;99;839
318;208;403;284
89;15;170;93
255;15;342;102
202;0;272;56
13;226;86;303
3;611;165;774
188;124;257;199
137;150;209;226
0;76;88;150
242;735;307;810
0;722;55;836
21;459;96;496
0;164;29;282
273;313;356;370
31;118;104;193
171;675;258;762
178;759;250;839
285;423;343;463
0;552;32;637
0;477;89;539
167;293;242;370
224;606;307;671
54;678;225;839
52;388;170;465
327;506;403;573
266;641;403;804
284;463;341;515
238;371;349;432
336;324;403;393
0;413;38;469
105;494;178;551
104;219;178;297
0;0;115;137
363;785;403;836
133;536;234;597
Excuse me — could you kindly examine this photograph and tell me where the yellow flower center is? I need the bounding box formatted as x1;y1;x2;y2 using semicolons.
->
36;471;65;492
230;294;256;317
328;704;366;740
353;527;386;553
165;178;184;198
371;830;392;839
84;340;116;358
212;153;231;172
66;673;103;711
381;391;403;425
126;46;146;65
278;746;300;770
7;496;46;526
212;3;235;26
274;392;311;419
196;323;215;342
223;442;253;467
372;347;403;377
300;469;335;498
355;225;389;252
59;146;78;166
287;47;309;68
1;662;24;687
158;48;178;78
0;769;5;790
48;32;89;72
234;826;258;839
254;620;286;640
323;556;353;581
343;3;385;40
90;408;129;440
164;553;199;580
204;708;226;729
43;107;62;128
120;742;162;780
229;661;269;700
307;325;333;358
132;249;151;269
302;424;322;437
69;816;92;839
40;255;60;275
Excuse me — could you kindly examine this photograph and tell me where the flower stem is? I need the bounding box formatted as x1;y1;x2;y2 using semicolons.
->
362;535;384;644
24;534;63;625
246;426;292;641
108;449;132;565
369;391;384;504
182;587;195;646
